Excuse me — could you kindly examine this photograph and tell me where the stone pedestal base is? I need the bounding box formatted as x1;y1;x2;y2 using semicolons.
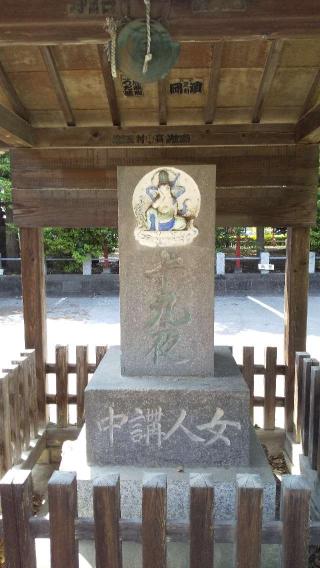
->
60;425;276;521
85;346;250;467
299;454;320;519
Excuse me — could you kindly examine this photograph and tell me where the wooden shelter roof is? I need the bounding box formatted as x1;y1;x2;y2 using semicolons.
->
0;1;320;148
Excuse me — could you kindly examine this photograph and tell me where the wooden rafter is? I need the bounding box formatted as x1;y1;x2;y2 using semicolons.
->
30;123;296;149
252;39;284;124
204;42;223;125
295;103;320;143
97;45;121;127
300;69;320;118
0;103;33;146
0;61;29;121
158;79;167;126
40;46;75;127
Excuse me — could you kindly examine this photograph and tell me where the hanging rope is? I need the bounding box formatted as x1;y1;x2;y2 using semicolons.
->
105;17;118;78
142;0;152;74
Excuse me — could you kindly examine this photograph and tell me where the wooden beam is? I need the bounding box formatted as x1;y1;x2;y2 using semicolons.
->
252;39;284;124
300;69;320;118
30;123;296;149
284;227;310;432
295;103;320;143
0;1;320;44
204;42;223;125
20;228;47;426
11;145;318;228
158;79;167;126
97;45;120;127
0;104;33;146
40;46;75;127
0;61;29;121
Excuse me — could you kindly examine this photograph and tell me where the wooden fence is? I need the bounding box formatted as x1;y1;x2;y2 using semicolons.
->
45;345;108;427
0;350;39;477
0;469;316;568
295;352;320;469
44;344;286;431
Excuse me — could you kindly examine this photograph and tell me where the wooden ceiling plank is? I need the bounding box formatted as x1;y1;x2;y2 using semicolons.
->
158;79;167;126
40;46;76;127
97;45;121;127
295;103;320;143
0;61;29;121
204;42;224;125
300;69;320;118
252;39;284;124
0;103;33;146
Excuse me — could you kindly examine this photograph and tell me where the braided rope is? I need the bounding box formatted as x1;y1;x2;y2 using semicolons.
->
143;0;153;74
105;17;118;78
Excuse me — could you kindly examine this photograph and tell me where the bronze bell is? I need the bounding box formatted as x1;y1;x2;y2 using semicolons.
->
116;19;180;84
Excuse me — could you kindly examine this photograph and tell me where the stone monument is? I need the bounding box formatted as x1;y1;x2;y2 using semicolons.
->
61;164;275;527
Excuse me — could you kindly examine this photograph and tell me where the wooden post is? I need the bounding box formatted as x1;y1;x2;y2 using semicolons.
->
190;474;214;568
264;346;277;430
0;470;37;568
142;473;167;568
242;346;254;421
294;352;310;443
281;475;310;568
76;345;88;427
284;227;310;432
20;227;47;426
56;345;69;427
96;345;108;366
301;358;319;456
308;366;320;469
235;474;263;568
48;471;79;568
93;474;122;568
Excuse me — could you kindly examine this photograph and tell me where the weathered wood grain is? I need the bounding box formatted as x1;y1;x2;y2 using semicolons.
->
242;346;254;420
236;474;263;568
142;473;167;568
96;345;108;366
32;123;296;148
20;228;47;426
0;102;33;146
264;346;277;430
98;45;121;127
281;475;310;568
252;39;283;123
0;1;320;44
93;474;122;568
308;366;320;470
204;42;223;124
301;358;319;457
56;345;69;428
190;474;214;568
76;345;88;426
293;352;310;443
48;471;79;568
0;60;29;120
40;46;75;126
0;470;36;568
284;227;310;431
0;374;12;474
296;102;320;143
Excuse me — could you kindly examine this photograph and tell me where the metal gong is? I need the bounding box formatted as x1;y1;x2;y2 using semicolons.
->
116;19;180;83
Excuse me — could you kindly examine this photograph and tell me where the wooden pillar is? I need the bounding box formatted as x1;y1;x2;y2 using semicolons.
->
284;226;310;433
20;228;47;426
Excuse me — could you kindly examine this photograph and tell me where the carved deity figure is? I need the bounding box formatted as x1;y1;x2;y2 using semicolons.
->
132;167;201;247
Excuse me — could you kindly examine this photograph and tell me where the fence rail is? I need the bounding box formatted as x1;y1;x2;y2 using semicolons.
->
0;470;314;568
